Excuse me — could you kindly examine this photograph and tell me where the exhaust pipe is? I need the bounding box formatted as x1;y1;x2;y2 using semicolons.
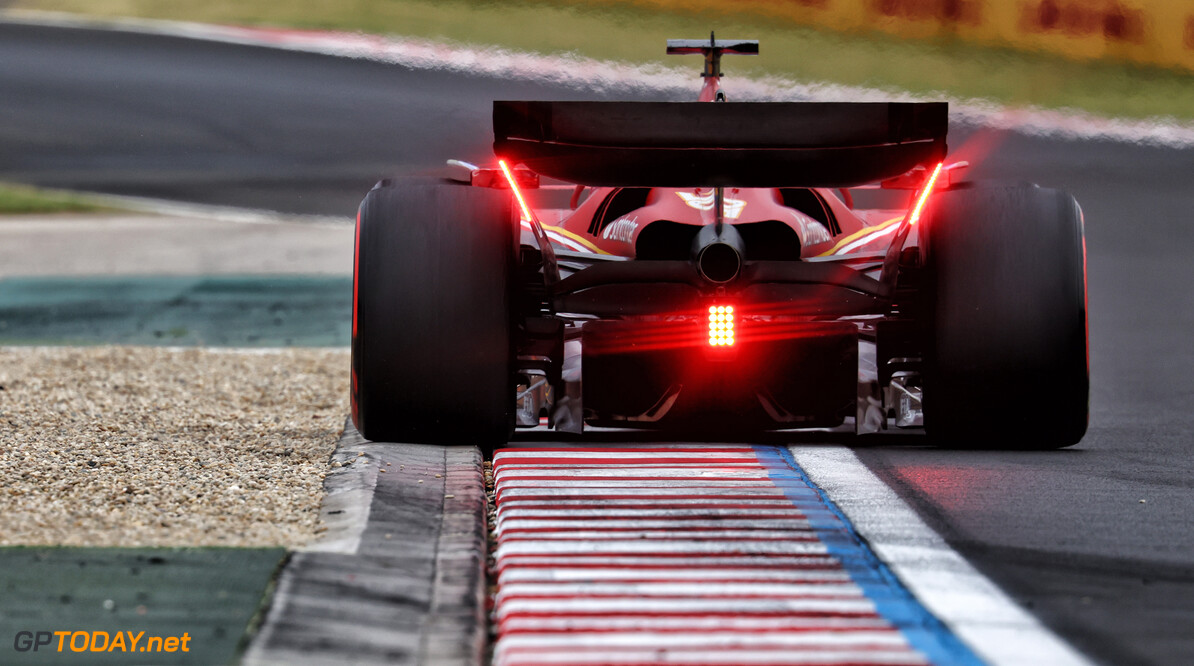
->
693;222;744;284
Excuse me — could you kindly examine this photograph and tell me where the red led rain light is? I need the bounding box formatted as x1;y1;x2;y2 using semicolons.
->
708;305;735;346
499;159;535;223
908;162;944;227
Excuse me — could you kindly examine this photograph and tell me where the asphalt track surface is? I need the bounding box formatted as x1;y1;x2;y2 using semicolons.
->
3;20;1194;665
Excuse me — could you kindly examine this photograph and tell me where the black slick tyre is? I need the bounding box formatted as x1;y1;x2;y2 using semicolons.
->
922;184;1088;448
351;178;517;444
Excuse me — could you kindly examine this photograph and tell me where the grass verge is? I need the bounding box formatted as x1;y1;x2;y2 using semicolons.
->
10;0;1194;120
0;547;286;665
0;182;110;215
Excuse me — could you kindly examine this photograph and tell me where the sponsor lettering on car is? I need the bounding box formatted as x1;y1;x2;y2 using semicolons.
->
601;216;639;242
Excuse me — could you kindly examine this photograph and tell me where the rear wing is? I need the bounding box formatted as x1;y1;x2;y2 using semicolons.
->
493;101;947;188
665;38;758;57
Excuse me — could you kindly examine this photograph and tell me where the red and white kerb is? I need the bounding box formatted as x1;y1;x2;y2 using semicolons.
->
708;305;735;347
489;447;934;666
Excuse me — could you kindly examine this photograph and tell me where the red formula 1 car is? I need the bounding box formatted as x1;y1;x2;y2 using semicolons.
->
351;38;1089;449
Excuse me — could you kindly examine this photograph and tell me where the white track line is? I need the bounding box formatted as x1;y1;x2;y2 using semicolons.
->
4;10;1193;148
791;445;1091;666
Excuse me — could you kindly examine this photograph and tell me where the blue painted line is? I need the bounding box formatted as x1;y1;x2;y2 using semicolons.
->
752;445;986;666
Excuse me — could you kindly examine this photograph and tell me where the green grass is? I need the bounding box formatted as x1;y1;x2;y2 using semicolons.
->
0;547;286;665
0;182;110;214
12;0;1194;121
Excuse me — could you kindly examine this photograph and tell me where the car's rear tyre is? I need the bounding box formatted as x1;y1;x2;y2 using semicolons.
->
922;184;1088;448
351;178;517;445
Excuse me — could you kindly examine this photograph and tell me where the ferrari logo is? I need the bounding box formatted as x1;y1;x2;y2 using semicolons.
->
676;190;747;219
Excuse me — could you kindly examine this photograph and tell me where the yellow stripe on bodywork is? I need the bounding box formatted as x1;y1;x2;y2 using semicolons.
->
543;223;611;255
816;216;903;257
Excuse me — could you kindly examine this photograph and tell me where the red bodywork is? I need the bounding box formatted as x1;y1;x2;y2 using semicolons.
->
531;184;906;261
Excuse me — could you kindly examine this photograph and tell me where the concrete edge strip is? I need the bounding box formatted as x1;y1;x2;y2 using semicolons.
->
422;447;490;665
4;9;1194;149
789;445;1092;666
240;423;376;665
244;423;488;666
297;419;380;555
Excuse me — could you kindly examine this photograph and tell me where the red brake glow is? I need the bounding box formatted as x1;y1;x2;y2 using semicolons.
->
708;305;735;346
908;162;944;226
499;159;535;222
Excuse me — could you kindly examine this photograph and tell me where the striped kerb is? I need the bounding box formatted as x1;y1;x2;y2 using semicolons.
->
490;445;984;666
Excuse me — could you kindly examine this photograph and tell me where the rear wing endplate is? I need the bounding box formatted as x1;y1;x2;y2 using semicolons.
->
493;101;948;188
